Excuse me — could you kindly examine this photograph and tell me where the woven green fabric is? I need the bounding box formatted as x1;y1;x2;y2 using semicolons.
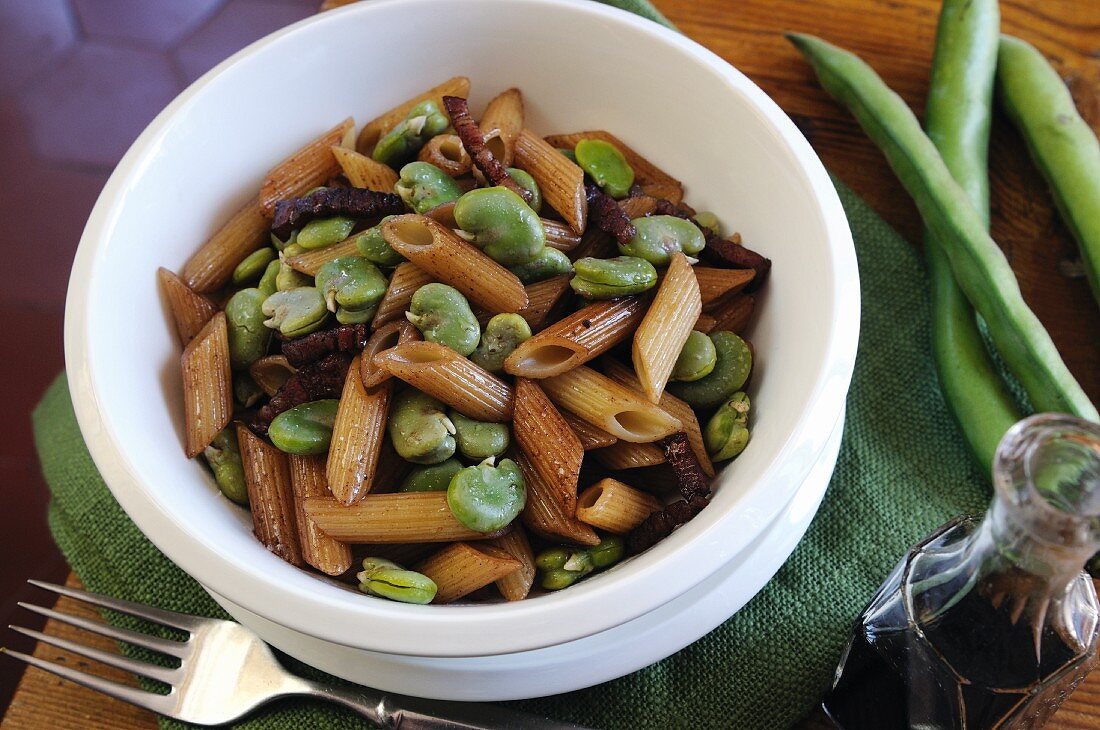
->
30;3;993;728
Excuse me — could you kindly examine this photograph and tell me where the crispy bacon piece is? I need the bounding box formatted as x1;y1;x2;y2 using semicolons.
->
280;323;370;367
661;432;711;502
441;95;532;203
250;352;352;433
626;495;709;555
653;197;696;219
271;187;404;239
699;233;772;291
585;183;636;246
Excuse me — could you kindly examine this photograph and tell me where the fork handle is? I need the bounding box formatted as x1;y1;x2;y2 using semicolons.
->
303;681;591;729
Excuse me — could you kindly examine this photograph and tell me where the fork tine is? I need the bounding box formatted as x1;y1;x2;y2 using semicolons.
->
9;625;179;685
1;647;174;716
28;580;202;632
17;602;188;659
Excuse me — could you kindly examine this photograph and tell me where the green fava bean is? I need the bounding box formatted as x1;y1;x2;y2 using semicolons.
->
668;331;753;409
315;256;387;322
275;259;311;291
270;230;297;252
406;283;480;356
556;147;577;163
396;161;464;214
258;258;280;296
506;167;541;212
534;547;571;571
509;246;573;284
693;211;721;237
448;410;509;460
234;372;264;408
399;459;464;492
225;288;272;370
232;247;277;285
671;330;717;382
202;428;248;505
354;219;405;267
541;568;583;590
268;399;339;455
372;100;450;166
570;256;657;299
357;559;437;604
388;390;457;464
588;535;625;568
262;287;328;338
447;457;526;532
705;391;751;461
453;187;546;266
470;313;531;373
619;215;705;266
575;138;634;198
297;216;356;250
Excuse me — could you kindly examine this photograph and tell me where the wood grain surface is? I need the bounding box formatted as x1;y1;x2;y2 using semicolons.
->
4;0;1099;728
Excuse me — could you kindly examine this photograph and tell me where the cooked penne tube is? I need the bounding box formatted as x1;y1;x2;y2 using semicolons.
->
249;355;296;396
544;130;683;193
367;437;408;495
288;454;352;575
371;262;433;328
618;196;658;219
562;411;619;450
633;253;701;403
182;196;268;293
414;542;522;604
304;492;493;543
381;214;527;313
639;182;684;205
237;424;304;566
327;355;391;505
331;145;399;192
541;365;681;443
158;267;217;345
694;312;717;334
708;292;756;334
694;267;755;305
569;228;616;262
517;274;573;331
542;219;583;252
602;358;714;477
592;440;666;470
417;134;472;176
259;118;354;217
181;313;233;458
514;129;586;235
576;478;663;534
373;341;514;421
283;236;360;276
488;526;535;601
515;452;600;547
505;297;647;378
356;76;471;153
358;542;437;567
513;378;583;515
478;88;524;168
359;319;421;389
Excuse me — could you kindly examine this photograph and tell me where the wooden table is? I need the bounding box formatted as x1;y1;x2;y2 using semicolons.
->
5;0;1100;727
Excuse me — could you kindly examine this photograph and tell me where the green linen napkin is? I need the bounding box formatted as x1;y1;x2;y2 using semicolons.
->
31;3;993;728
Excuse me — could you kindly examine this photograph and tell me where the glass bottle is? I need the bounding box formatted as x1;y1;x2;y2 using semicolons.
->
823;414;1100;729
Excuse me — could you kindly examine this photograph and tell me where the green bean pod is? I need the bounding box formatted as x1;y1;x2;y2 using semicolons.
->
788;33;1097;421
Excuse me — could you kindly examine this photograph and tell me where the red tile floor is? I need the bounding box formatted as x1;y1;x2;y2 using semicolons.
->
0;0;316;709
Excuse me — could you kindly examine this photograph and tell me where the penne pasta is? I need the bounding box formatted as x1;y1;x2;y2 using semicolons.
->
357;542;437;568
639;182;684;205
237;424;304;566
414;542;522;604
331;145;399;192
542;219;583;252
694;312;717;334
158;267;217;345
513;378;584;515
478;88;524;169
562;411;619;450
576;478;663;534
259;118;354;217
514;129;586;235
182;196;268;293
283;236;360;276
356;76;471;154
544;130;683;195
618;195;658;219
517;274;573;331
326;355;391;505
505;297;647;378
249;355;296;396
592;440;666;470
367;436;408;495
633;253;701;403
541;365;681;443
569;227;616;262
360;319;421;389
373;341;514;421
488;526;536;602
181;313;233;458
417;134;472;177
515;452;600;547
288;454;353;575
304;492;493;543
381;214;528;313
371;262;433;328
707;291;756;334
694;266;756;306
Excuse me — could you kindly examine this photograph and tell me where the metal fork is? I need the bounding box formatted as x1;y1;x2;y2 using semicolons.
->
4;580;587;728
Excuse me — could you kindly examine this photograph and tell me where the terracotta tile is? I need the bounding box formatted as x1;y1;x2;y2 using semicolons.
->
174;0;315;83
17;42;181;169
72;0;225;48
0;0;78;94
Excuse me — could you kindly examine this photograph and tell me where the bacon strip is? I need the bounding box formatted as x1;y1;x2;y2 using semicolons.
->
441;95;532;203
271;188;404;239
698;233;772;291
585;182;636;245
249;352;352;433
626;495;709;555
281;323;370;368
661;432;711;502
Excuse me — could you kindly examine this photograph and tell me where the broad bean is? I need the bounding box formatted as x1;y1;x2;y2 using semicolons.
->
357;557;437;604
354;219;405;267
225;288;272;370
453;187;546;266
668;331;752;409
270;230;297;252
447;457;526;532
671;330;717;382
575;139;634;198
693;211;722;237
570;256;657;299
296;216;356;250
406;283;480;356
315;256;387;324
202;427;248;505
704;391;751;461
556;147;577;163
470;313;531;373
257;258;280;296
506;167;541;213
399;458;464;492
372;100;450;166
618;215;705;266
535;535;624;590
388;389;457;464
449;410;510;460
261;287;328;338
268;399;339;455
233;372;264;408
232;247;277;285
275;259;311;292
509;247;573;284
396;161;464;214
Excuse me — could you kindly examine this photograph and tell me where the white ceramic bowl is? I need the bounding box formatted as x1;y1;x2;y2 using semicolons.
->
64;0;858;659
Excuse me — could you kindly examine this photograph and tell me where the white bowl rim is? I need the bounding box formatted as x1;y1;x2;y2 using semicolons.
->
64;0;860;657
